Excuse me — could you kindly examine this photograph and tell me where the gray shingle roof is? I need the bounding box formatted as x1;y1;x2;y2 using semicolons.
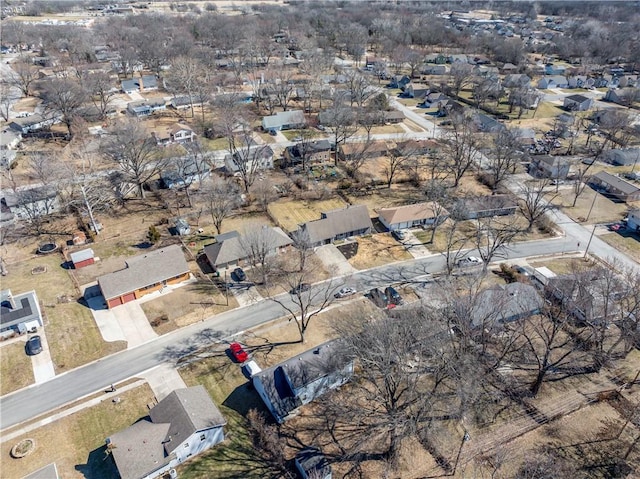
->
262;110;305;130
203;228;292;267
22;463;60;479
0;290;41;332
592;171;640;195
109;420;172;479
470;283;543;327
301;205;372;244
149;385;226;455
98;245;189;300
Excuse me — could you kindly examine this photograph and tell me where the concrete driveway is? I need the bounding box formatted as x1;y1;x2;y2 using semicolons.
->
90;297;157;349
142;364;187;401
30;332;55;384
229;283;264;307
315;244;358;275
402;230;431;259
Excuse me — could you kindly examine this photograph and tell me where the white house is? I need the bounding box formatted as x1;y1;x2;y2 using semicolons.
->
224;146;274;175
253;340;354;424
627;208;640;232
1;186;60;222
107;386;226;479
563;94;593;111
261;110;306;131
0;289;43;337
378;202;448;231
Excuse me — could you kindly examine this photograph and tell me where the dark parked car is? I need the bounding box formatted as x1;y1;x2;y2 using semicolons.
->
291;283;311;295
366;288;389;308
229;342;249;363
233;267;246;281
385;286;403;305
26;335;43;355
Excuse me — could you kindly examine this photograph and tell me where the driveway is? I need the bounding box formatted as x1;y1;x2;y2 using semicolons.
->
315;244;358;276
30;332;55;384
142;364;187;401
90;297;157;349
229;283;264;307
401;230;431;259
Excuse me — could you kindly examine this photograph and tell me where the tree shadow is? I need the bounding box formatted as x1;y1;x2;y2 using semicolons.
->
75;444;119;479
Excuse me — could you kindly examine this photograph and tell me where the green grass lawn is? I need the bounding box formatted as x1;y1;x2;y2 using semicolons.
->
0;342;35;395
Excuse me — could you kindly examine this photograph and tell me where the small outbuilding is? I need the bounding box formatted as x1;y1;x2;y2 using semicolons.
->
70;249;95;269
295;447;332;479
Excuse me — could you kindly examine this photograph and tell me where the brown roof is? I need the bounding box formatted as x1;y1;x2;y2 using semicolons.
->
340;141;392;157
98;244;190;300
378;202;448;225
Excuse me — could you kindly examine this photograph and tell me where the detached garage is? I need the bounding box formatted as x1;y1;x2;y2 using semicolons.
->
97;245;191;309
70;248;95;269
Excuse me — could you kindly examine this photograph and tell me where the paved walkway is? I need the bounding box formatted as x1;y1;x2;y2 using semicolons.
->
141;364;187;401
315;244;358;276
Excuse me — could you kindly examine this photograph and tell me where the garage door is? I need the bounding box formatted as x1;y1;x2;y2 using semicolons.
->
108;297;123;308
122;292;136;304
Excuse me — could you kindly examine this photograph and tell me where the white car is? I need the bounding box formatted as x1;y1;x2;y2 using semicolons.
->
334;287;356;298
457;256;482;267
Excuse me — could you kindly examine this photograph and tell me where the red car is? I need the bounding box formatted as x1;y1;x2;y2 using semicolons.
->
229;342;249;363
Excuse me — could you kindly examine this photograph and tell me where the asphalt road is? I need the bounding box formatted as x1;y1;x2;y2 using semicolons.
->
0;236;577;430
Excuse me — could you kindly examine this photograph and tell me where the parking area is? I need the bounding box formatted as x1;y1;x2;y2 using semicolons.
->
30;331;56;384
315;244;358;276
399;230;431;259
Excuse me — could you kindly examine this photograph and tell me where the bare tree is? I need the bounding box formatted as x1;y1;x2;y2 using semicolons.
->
440;113;480;187
442;216;471;275
519;179;556;232
102;119;164;199
345;69;375;108
165;56;206;119
384;144;409;188
239;225;279;285
227;124;271;194
323;97;358;166
449;62;475;97
39;78;87;135
6;56;39;97
485;128;522;191
251;178;277;213
202;177;240;234
0;82;17;121
83;72;117;120
473;215;521;269
424;179;451;243
246;409;294;478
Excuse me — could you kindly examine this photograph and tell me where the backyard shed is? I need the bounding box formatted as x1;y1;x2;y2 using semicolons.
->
70;249;95;269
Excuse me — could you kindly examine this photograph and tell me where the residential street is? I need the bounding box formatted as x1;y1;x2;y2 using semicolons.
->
0;235;582;430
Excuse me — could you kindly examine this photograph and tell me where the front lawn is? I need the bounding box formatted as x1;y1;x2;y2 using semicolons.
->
0;342;35;395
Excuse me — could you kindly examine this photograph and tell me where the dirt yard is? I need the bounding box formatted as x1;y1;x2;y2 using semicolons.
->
141;279;239;335
0;383;156;479
0;342;35;396
347;233;413;270
552;187;629;224
1;253;125;373
267;197;348;233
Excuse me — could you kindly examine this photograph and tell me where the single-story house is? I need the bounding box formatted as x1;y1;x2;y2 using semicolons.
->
383;110;405;124
563;94;593;111
537;75;568;89
202;227;292;270
70;248;95;269
567;75;588;89
127;99;166;117
1;186;60;222
121;75;158;94
224;146;274;175
627;208;640;232
387;75;411;89
0;150;17;169
283;140;332;166
591;171;640;203
472;113;505;133
437;99;465;117
392;139;439;157
261;110;306;131
0;289;43;336
502;73;531;89
160;158;210;189
97;244;191;309
513;128;536;147
9;114;60;134
107;386;226;479
295;447;332;479
454;195;518;220
0;130;22;150
471;283;543;328
252;340;354;424
169;96;206;110
299;205;373;247
605;148;640;167
378;202;449;231
530;155;571;180
544;64;567;76
338;141;390;162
